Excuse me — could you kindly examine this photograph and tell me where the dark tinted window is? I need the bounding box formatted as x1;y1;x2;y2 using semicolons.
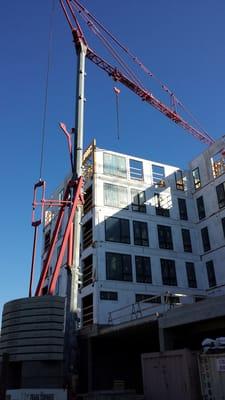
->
106;252;132;281
136;294;161;304
197;196;206;220
201;227;211;252
105;217;130;244
178;198;188;220
182;229;192;252
135;256;152;283
216;182;225;209
133;221;149;246
186;262;197;288
206;260;216;288
131;189;146;213
161;259;177;286
157;225;173;250
222;217;225;238
100;291;118;301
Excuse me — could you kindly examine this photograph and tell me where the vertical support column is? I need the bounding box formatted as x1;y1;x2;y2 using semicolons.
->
70;42;87;314
64;39;87;395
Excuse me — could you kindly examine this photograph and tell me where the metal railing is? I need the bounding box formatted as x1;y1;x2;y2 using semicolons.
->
107;292;204;325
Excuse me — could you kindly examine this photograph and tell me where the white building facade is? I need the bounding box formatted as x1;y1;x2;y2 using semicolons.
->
42;137;225;327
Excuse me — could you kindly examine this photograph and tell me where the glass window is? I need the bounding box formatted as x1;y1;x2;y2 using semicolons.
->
131;189;146;213
186;262;197;288
206;260;216;288
104;183;128;209
103;153;126;178
216;182;225;209
83;219;92;250
157;225;173;250
178;198;188;220
135;256;152;283
201;227;211;252
192;167;201;189
196;196;206;220
152;165;165;186
135;294;161;304
82;255;93;287
181;229;192;253
161;259;177;286
133;221;149;246
106;252;132;281
105;217;130;244
211;151;225;178
175;170;184;191
100;291;118;301
154;193;170;217
129;159;143;180
83;185;93;215
222;217;225;238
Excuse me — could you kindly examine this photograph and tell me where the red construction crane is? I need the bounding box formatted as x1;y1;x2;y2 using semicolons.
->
61;0;215;146
31;0;215;299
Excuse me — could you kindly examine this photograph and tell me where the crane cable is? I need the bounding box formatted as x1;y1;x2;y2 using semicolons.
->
71;0;212;141
39;0;55;180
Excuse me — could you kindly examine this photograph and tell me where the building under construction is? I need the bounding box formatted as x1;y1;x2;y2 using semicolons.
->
1;1;225;399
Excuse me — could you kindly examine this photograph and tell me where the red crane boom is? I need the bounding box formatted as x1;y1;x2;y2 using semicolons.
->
61;0;215;146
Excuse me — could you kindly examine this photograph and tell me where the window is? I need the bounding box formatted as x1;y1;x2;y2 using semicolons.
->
100;291;118;301
222;217;225;238
105;217;130;244
157;225;173;250
161;259;177;286
216;182;225;209
211;151;225;178
83;185;92;215
106;252;132;281
192;167;201;189
135;294;161;304
103;153;126;178
135;256;152;283
44;230;51;253
201;227;211;252
186;262;197;288
154;193;170;217
131;189;146;213
82;294;93;327
83;219;92;250
178;198;188;220
196;196;206;220
133;221;149;246
175;170;184;190
82;255;93;287
181;229;192;253
206;260;216;288
152;165;165;186
104;183;128;209
129;159;143;180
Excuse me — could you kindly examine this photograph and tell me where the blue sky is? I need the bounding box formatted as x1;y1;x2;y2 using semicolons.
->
1;0;225;316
